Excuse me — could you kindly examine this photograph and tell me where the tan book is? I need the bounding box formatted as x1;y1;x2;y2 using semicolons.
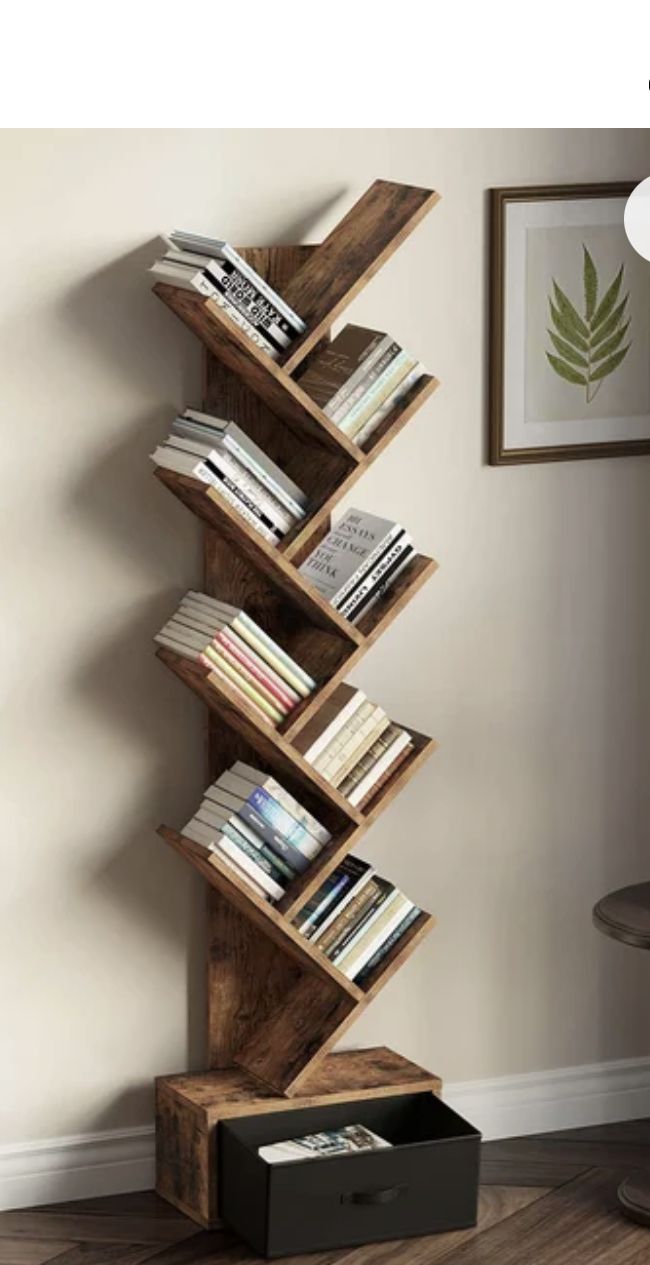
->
317;880;382;956
296;325;391;412
295;684;365;763
340;723;401;795
329;714;391;788
315;702;377;775
356;741;414;810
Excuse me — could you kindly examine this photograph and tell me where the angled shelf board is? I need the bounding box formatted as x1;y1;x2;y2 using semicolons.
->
152;179;442;1225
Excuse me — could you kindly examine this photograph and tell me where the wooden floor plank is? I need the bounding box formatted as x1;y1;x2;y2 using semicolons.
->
0;1240;75;1265
0;1214;197;1247
38;1246;166;1265
535;1119;650;1147
32;1195;186;1223
437;1169;650;1265
480;1139;592;1188
480;1132;650;1184
327;1186;551;1265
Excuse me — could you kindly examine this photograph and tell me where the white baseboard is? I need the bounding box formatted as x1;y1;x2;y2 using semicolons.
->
2;1055;650;1212
0;1125;154;1212
444;1054;650;1140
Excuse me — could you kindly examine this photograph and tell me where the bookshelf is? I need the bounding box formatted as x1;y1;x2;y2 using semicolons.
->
152;180;443;1227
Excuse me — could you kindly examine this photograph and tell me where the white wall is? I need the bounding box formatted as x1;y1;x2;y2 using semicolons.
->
2;129;650;1150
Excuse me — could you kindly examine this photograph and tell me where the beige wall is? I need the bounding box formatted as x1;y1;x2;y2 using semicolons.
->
2;129;650;1146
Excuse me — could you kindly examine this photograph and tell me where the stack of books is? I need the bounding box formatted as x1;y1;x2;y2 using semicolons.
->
150;231;305;360
297;324;423;447
181;762;330;904
299;509;415;625
293;855;421;984
259;1124;390;1164
155;592;315;726
151;408;308;547
296;683;413;808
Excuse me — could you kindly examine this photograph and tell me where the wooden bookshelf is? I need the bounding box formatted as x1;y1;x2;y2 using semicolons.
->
152;179;443;1226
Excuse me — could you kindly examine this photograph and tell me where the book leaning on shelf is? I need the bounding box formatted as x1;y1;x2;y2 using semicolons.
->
298;508;415;625
154;592;315;727
294;683;414;809
151;408;308;547
292;854;421;983
296;323;424;447
181;763;331;904
150;231;306;361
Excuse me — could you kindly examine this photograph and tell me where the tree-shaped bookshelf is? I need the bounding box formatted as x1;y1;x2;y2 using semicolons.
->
153;180;443;1228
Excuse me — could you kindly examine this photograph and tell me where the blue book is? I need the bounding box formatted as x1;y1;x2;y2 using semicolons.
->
249;787;321;861
237;802;308;875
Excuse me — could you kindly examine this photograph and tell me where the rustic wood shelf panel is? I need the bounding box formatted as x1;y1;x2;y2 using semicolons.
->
279;180;440;372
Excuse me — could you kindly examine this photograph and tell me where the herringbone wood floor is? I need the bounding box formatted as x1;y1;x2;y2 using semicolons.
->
1;1120;649;1265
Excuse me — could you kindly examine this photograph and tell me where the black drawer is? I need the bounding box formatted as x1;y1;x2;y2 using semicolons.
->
219;1091;481;1257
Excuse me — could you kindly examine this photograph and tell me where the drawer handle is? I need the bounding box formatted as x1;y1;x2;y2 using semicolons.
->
342;1185;405;1206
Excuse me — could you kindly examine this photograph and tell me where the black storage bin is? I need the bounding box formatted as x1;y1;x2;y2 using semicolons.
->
219;1092;481;1257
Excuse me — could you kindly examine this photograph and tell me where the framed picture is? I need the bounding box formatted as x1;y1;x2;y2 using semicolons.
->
489;182;650;465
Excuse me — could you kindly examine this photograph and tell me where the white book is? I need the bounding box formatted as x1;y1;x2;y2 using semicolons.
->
211;850;270;902
150;445;205;478
331;887;400;966
213;837;284;901
164;234;306;333
309;868;376;944
343;898;414;980
303;690;367;765
184;410;307;514
167;435;294;534
198;467;280;545
299;509;402;606
353;365;424;448
347;730;412;807
347;549;415;627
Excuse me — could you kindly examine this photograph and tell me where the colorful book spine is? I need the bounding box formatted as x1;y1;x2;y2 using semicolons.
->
201;645;285;723
215;631;297;711
236;802;309;875
200;656;273;727
353;365;423;447
203;816;288;887
298;874;350;936
232;764;330;846
213;837;284;902
328;342;401;423
338;354;417;436
329;885;394;963
354;908;421;984
234;615;315;696
319;882;382;957
342;898;414;980
248;786;322;860
311;874;376;949
207;640;291;716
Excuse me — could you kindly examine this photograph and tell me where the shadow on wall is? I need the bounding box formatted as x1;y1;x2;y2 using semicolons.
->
49;192;350;1125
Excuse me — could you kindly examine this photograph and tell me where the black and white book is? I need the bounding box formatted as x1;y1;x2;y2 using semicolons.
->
259;1124;390;1164
298;509;407;609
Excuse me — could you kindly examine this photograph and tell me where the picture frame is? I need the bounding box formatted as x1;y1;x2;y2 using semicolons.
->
489;182;650;465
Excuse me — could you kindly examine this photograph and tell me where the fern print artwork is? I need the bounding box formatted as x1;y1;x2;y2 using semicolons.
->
546;247;632;405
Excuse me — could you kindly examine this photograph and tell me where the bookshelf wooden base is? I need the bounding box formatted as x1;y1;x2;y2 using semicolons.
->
155;1046;442;1228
